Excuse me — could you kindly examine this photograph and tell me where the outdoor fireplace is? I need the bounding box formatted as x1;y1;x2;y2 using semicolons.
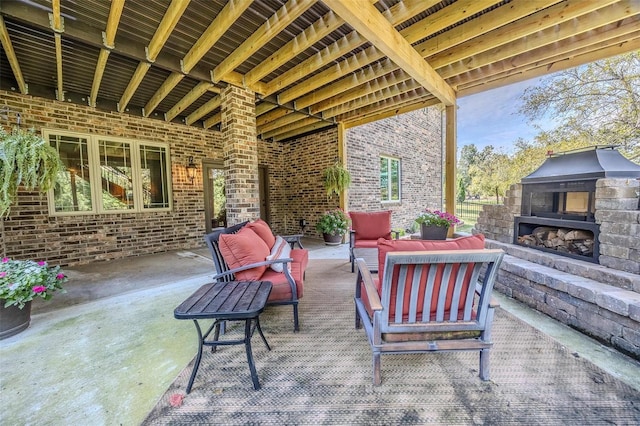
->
514;146;640;263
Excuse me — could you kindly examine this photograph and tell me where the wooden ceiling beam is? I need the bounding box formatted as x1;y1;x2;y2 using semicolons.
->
144;72;185;117
426;0;620;70
271;120;336;142
439;4;639;81
213;0;314;84
256;107;295;127
457;32;640;97
300;59;399;111
90;0;124;107
261;116;324;139
266;0;439;99
146;0;190;62
244;10;345;86
310;69;411;114
185;96;221;126
256;102;278;116
258;111;310;134
322;0;456;105
344;97;440;129
0;16;27;94
51;0;64;101
181;0;252;73
118;62;151;112
297;0;556;116
203;112;222;129
165;81;214;121
337;88;431;122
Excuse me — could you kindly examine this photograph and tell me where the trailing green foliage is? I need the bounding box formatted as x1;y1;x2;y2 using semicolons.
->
0;127;63;217
322;161;351;198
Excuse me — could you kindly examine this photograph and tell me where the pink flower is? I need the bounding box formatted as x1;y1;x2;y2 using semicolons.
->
169;393;184;407
32;286;46;293
56;273;65;280
2;257;9;263
0;272;6;278
37;261;47;266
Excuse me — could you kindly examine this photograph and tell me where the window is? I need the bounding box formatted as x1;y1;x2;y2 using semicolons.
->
380;156;401;202
45;130;172;215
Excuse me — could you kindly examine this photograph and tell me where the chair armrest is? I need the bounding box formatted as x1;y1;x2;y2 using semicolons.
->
356;258;382;312
282;234;304;249
212;258;293;281
350;229;356;249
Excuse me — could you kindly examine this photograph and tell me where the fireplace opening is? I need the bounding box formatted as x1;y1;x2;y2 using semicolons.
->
517;224;595;258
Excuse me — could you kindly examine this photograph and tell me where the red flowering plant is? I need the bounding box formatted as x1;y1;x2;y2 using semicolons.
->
0;257;67;308
415;209;461;228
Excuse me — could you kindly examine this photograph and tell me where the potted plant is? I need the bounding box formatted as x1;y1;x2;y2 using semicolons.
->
415;209;461;240
316;209;350;245
0;257;67;339
0;126;63;217
322;161;351;198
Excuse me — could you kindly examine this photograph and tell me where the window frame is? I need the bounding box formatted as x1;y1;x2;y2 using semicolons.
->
44;129;173;216
380;155;401;203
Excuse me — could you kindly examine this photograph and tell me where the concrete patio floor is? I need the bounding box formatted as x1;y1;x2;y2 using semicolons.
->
0;239;638;425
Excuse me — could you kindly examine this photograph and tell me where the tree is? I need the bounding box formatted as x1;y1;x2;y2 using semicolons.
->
519;51;640;160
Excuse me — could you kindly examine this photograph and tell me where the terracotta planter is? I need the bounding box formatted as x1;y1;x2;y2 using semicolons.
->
322;233;344;245
0;300;31;340
420;224;449;240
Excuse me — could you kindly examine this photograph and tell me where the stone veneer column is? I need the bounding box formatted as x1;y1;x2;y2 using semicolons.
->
221;85;260;225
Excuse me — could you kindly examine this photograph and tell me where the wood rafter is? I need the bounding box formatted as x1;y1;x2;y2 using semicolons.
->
261;116;324;139
344;97;440;129
213;0;314;84
0;16;27;94
90;0;124;107
165;81;214;122
185;96;221;126
203;112;221;129
51;0;64;101
271;120;335;141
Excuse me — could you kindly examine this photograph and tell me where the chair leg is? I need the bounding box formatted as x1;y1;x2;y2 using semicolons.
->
373;352;382;386
479;348;490;380
293;303;299;332
351;256;355;273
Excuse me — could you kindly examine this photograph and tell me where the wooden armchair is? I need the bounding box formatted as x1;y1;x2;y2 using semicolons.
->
349;210;399;272
354;248;504;385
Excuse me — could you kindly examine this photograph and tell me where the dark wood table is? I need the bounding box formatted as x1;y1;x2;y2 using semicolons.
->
174;280;272;392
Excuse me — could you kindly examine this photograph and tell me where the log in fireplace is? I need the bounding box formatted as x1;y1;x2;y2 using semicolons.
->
514;146;640;263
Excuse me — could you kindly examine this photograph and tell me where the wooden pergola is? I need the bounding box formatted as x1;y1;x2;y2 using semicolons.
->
1;0;638;215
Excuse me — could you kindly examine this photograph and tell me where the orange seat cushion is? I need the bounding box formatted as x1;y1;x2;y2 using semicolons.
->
219;227;270;281
246;218;276;249
350;211;392;241
375;234;486;320
261;248;307;302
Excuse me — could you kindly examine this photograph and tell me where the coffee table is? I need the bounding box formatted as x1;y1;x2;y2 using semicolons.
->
352;247;378;273
174;280;272;392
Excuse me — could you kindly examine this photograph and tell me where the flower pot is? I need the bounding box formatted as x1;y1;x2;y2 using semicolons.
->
420;224;449;240
322;233;344;245
0;300;31;340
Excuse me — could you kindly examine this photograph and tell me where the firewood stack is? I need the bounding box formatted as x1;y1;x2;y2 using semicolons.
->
517;226;594;256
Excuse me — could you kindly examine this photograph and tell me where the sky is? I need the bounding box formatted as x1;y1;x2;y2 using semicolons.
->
456;78;557;155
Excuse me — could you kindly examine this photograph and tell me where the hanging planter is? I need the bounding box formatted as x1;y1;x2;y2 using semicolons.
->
0;127;63;217
322;161;351;198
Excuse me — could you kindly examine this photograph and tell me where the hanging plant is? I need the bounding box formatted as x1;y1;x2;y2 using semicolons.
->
0;127;63;217
322;161;351;198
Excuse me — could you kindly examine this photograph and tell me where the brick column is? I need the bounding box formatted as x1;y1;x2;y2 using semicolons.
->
221;85;260;225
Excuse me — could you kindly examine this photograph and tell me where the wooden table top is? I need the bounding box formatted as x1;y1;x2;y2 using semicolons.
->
174;281;272;320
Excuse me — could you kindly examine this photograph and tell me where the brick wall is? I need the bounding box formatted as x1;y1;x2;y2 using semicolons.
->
346;107;443;232
1;90;222;266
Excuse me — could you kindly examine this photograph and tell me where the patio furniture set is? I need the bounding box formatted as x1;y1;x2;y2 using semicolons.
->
175;213;504;390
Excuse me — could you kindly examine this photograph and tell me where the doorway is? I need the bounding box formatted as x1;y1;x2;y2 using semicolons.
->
203;160;226;233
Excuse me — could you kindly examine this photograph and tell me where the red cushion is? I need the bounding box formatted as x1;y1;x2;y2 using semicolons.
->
353;239;378;249
376;234;486;319
246;219;276;249
219;227;270;281
261;248;307;302
350;211;392;241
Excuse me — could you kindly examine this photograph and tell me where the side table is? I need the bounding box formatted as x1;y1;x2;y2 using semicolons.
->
174;280;272;392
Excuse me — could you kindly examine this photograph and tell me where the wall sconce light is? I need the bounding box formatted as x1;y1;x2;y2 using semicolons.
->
186;156;197;184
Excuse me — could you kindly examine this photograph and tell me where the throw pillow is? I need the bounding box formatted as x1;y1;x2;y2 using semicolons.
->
246;218;276;249
219;227;270;280
266;235;292;273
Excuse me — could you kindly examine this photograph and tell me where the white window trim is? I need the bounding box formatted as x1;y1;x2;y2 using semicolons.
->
44;129;173;216
380;155;401;203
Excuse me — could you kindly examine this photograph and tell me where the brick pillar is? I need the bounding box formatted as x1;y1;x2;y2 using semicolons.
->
221;85;259;225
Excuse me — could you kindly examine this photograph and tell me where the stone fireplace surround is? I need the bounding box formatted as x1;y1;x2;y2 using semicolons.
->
473;178;640;360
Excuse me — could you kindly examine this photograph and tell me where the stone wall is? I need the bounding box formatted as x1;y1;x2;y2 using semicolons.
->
346;107;443;231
